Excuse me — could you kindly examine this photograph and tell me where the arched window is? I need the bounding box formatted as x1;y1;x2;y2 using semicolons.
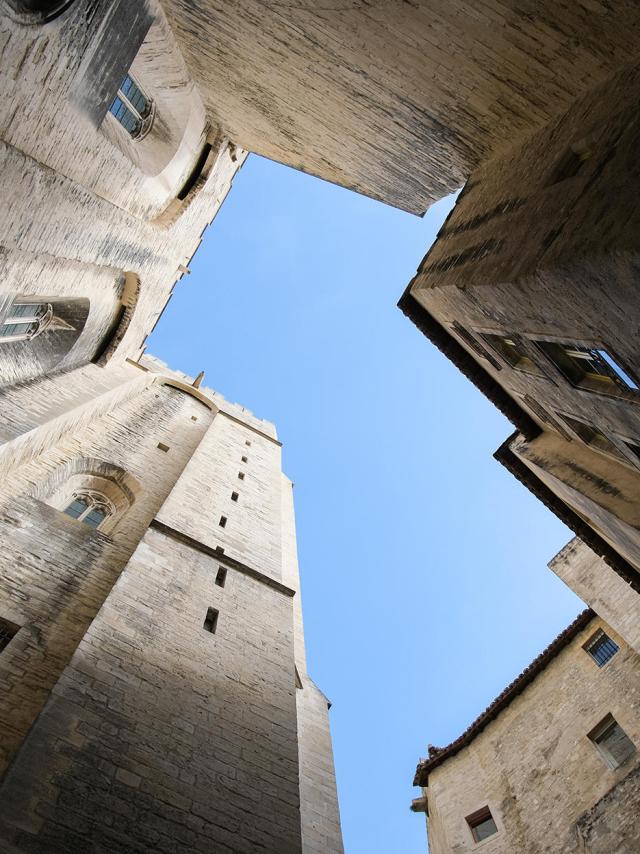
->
109;74;154;139
63;490;114;530
0;302;53;343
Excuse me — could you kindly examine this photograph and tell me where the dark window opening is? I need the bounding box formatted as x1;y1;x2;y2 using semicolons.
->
466;806;498;843
203;607;219;634
219;516;227;528
589;714;636;769
451;322;502;371
559;415;625;462
231;492;239;502
238;472;245;480
245;440;252;447
191;415;198;422
215;546;225;554
584;630;619;667
481;333;543;376
536;341;639;400
177;144;212;201
157;442;170;452
549;146;589;185
241;456;248;463
0;618;20;654
215;567;227;588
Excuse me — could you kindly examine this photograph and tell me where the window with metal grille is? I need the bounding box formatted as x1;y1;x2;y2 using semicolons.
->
480;333;543;376
0;618;19;654
203;607;219;634
536;341;639;399
589;714;636;769
109;74;152;138
64;491;112;530
0;302;52;343
466;806;498;843
584;630;619;667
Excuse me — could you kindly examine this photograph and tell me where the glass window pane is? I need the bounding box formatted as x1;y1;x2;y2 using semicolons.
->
64;498;89;519
0;321;35;339
597;349;639;390
83;508;106;529
474;816;498;841
599;722;636;767
109;95;140;135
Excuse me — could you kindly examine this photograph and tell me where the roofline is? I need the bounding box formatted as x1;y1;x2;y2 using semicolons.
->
494;434;640;594
414;608;596;786
397;292;541;441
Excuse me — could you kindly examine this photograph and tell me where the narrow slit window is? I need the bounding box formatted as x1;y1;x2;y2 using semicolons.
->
215;567;227;588
589;714;636;769
241;456;248;463
466;807;498;843
231;492;239;502
219;516;227;528
584;630;619;667
238;472;245;480
203;607;219;634
0;618;19;654
157;442;170;453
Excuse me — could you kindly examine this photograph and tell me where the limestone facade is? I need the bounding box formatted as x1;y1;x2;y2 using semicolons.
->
416;612;640;853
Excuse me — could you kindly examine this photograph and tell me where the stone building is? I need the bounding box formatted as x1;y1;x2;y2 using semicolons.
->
412;607;640;853
4;0;640;851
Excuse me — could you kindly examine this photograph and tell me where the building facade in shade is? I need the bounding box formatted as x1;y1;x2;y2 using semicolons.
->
413;608;640;853
400;54;640;618
0;355;343;854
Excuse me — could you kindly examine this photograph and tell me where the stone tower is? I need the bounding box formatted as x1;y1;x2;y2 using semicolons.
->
0;357;343;853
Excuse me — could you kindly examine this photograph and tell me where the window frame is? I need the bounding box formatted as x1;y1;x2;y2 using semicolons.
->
588;714;637;770
476;330;546;377
583;629;619;668
465;805;499;845
63;490;114;531
533;336;640;403
0;301;53;344
108;73;154;140
554;411;629;465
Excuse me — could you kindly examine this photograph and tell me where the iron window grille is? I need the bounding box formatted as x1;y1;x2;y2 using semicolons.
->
0;302;53;343
109;74;153;138
584;630;619;667
535;341;639;400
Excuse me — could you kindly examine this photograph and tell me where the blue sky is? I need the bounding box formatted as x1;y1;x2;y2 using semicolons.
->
149;155;583;853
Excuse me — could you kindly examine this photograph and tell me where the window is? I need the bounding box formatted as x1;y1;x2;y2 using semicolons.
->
466;807;498;843
109;74;152;138
451;322;502;371
238;472;245;480
219;516;227;528
536;341;639;399
64;491;112;530
0;618;19;654
584;630;619;667
559;415;626;462
157;442;170;453
215;567;227;588
480;333;543;376
589;715;636;769
549;146;589;185
245;440;252;447
203;607;219;634
241;456;248;463
0;302;53;344
231;492;239;502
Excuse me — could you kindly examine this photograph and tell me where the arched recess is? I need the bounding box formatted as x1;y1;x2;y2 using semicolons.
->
92;272;140;367
39;457;141;536
0;294;90;388
1;0;75;24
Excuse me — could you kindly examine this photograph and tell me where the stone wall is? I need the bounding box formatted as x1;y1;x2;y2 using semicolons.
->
423;616;640;853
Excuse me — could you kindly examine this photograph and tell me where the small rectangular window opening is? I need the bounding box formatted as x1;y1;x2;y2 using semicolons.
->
215;546;225;555
203;607;219;634
238;472;245;480
241;456;248;463
157;442;170;452
466;807;498;843
215;567;227;588
0;618;20;654
584;630;619;667
245;440;252;447
231;492;239;502
589;714;636;769
219;516;227;528
191;415;198;422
